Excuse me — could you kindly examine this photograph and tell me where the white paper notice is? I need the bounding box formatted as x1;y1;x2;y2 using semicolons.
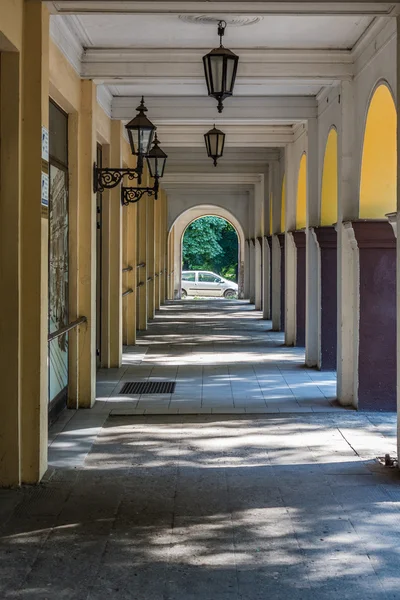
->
41;171;49;207
42;126;49;162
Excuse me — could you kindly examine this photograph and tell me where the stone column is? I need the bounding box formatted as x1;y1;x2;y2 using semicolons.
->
109;120;123;366
313;226;337;370
0;50;22;486
147;195;155;320
263;236;272;320
352;220;396;410
337;81;357;406
249;239;256;304
154;195;161;311
277;234;286;332
167;226;174;300
244;239;250;299
284;145;297;345
292;231;306;346
137;192;148;330
255;237;263;310
285;232;296;345
20;2;50;482
122;200;137;346
271;234;281;331
305;117;319;366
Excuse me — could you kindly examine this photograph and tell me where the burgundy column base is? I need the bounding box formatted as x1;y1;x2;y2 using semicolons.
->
277;234;285;332
352;221;396;411
292;231;306;347
266;235;273;319
314;226;337;371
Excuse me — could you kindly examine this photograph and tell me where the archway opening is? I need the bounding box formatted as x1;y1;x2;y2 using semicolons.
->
321;128;338;225
296;154;307;230
181;216;239;299
360;83;396;218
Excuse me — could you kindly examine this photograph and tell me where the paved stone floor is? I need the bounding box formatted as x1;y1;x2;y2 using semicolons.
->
1;300;400;599
97;299;339;415
1;413;400;599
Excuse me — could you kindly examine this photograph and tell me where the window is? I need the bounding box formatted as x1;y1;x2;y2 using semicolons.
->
199;273;219;283
182;272;196;282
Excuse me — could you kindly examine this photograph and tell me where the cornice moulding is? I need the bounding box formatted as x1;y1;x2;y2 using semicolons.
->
96;85;113;118
49;15;83;75
47;2;400;17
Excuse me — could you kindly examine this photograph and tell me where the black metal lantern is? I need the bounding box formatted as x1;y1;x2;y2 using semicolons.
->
146;133;167;179
203;21;239;113
204;125;225;166
125;96;156;157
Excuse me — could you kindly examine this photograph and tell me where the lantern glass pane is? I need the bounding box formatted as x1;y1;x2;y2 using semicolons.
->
128;129;138;155
209;133;219;156
146;154;167;178
226;57;236;93
210;56;224;94
203;58;212;94
217;134;224;155
140;128;154;155
158;157;166;177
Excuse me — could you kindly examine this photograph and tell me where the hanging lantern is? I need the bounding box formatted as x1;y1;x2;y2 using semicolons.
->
125;96;156;157
202;20;239;113
146;133;168;179
204;125;225;166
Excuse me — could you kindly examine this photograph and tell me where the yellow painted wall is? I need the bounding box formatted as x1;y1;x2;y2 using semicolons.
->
122;137;131;166
320;129;338;225
360;84;397;218
49;40;80;112
96;103;112;144
0;0;23;51
280;175;286;233
296;154;307;229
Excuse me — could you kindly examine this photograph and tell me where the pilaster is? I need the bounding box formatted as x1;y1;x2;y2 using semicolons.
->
137;189;148;330
305;117;319;365
20;1;50;482
147;193;155;320
109;120;123;366
0;50;21;486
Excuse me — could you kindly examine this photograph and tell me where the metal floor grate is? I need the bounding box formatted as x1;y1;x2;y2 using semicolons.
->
119;381;176;395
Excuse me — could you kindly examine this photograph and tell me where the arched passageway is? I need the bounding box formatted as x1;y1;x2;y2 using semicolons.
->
315;128;338;371
169;205;246;300
354;83;397;410
293;153;307;347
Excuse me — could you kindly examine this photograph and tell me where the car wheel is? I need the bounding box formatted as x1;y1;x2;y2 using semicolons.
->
224;289;236;299
181;289;187;298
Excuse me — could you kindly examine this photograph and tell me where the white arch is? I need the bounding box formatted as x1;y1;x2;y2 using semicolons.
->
169;204;246;299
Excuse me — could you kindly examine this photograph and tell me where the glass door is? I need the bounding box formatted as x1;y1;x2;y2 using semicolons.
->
48;100;69;419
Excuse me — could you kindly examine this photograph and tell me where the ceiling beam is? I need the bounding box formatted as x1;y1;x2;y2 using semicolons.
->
82;48;353;83
47;2;399;17
155;125;294;147
112;96;316;123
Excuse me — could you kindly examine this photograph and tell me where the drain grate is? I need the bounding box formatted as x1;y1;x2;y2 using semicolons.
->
119;381;176;395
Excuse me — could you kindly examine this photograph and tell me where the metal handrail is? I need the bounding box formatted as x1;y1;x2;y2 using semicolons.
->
122;266;133;273
137;262;146;268
122;288;134;297
48;316;87;342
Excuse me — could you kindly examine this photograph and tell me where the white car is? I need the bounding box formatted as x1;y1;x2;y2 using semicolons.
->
181;270;238;298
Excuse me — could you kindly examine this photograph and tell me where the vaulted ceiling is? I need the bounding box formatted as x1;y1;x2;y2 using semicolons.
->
47;1;399;178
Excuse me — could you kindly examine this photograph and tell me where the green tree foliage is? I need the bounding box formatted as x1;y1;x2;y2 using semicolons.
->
182;216;238;281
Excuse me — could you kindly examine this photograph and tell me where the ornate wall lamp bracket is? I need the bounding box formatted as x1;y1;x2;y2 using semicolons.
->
93;163;143;194
121;178;160;206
